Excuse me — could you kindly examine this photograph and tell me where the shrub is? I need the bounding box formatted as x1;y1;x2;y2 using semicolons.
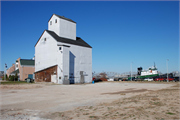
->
15;73;18;81
10;75;15;81
2;74;8;80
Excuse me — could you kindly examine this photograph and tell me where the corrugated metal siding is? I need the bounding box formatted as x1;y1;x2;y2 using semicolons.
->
35;65;57;82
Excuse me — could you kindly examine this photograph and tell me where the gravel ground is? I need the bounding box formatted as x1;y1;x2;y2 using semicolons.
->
0;81;178;120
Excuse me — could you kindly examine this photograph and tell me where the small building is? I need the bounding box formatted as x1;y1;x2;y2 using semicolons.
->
35;14;92;84
6;58;35;81
0;71;4;80
6;64;15;77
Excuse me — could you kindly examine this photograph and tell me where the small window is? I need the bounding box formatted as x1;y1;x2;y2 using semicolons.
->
50;21;52;25
59;47;61;50
44;38;46;41
55;19;57;23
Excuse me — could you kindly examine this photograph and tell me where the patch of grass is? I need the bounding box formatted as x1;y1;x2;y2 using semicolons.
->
83;113;89;115
58;113;62;116
89;106;93;109
1;81;34;84
166;112;175;115
107;107;112;110
89;116;98;118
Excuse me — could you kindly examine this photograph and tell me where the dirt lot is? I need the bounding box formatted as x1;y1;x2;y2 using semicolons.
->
0;82;179;120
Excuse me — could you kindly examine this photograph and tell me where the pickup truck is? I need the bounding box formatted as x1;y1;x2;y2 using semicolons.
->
165;77;175;82
154;77;165;82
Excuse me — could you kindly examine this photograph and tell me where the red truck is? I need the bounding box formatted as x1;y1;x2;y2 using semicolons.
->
165;77;175;82
155;77;175;82
154;77;165;82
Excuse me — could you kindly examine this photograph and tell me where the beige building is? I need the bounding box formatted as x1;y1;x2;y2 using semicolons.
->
6;58;35;81
6;64;15;77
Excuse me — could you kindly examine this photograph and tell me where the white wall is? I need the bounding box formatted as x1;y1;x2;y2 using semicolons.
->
62;46;70;79
59;18;76;40
35;31;59;72
15;62;18;70
56;45;63;84
48;15;60;37
48;15;76;40
57;42;92;84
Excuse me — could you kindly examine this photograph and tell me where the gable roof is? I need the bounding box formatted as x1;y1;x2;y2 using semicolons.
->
35;30;92;48
48;14;76;23
10;69;19;75
20;59;35;66
34;65;57;73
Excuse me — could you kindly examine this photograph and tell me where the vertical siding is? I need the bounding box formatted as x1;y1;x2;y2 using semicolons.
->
35;65;57;82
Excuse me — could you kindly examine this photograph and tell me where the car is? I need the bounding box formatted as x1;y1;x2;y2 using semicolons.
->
108;78;114;81
165;77;175;82
134;78;144;81
154;77;165;82
25;78;34;82
174;77;179;82
144;78;153;81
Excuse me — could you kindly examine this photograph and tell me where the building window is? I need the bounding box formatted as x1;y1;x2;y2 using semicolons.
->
44;38;46;41
59;47;61;50
55;19;57;23
50;21;52;25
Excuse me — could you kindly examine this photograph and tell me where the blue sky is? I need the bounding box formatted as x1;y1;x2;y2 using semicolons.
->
1;1;179;74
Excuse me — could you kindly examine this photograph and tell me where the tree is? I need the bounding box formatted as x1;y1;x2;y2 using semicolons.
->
2;74;8;80
6;74;8;80
10;75;14;81
100;72;107;78
15;73;18;81
9;75;12;81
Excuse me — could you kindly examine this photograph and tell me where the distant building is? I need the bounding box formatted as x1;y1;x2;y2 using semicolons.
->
6;58;35;81
0;71;4;79
6;64;15;77
35;14;92;84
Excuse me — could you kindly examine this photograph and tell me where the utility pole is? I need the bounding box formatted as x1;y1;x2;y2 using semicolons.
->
167;59;169;82
4;64;6;80
4;64;7;80
131;62;133;81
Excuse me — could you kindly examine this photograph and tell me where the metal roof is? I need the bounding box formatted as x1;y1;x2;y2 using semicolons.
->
35;30;92;48
46;30;92;48
10;69;19;75
48;14;76;23
20;59;35;66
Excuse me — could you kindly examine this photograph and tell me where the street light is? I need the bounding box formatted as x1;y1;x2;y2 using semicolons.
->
167;59;169;82
131;62;133;81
